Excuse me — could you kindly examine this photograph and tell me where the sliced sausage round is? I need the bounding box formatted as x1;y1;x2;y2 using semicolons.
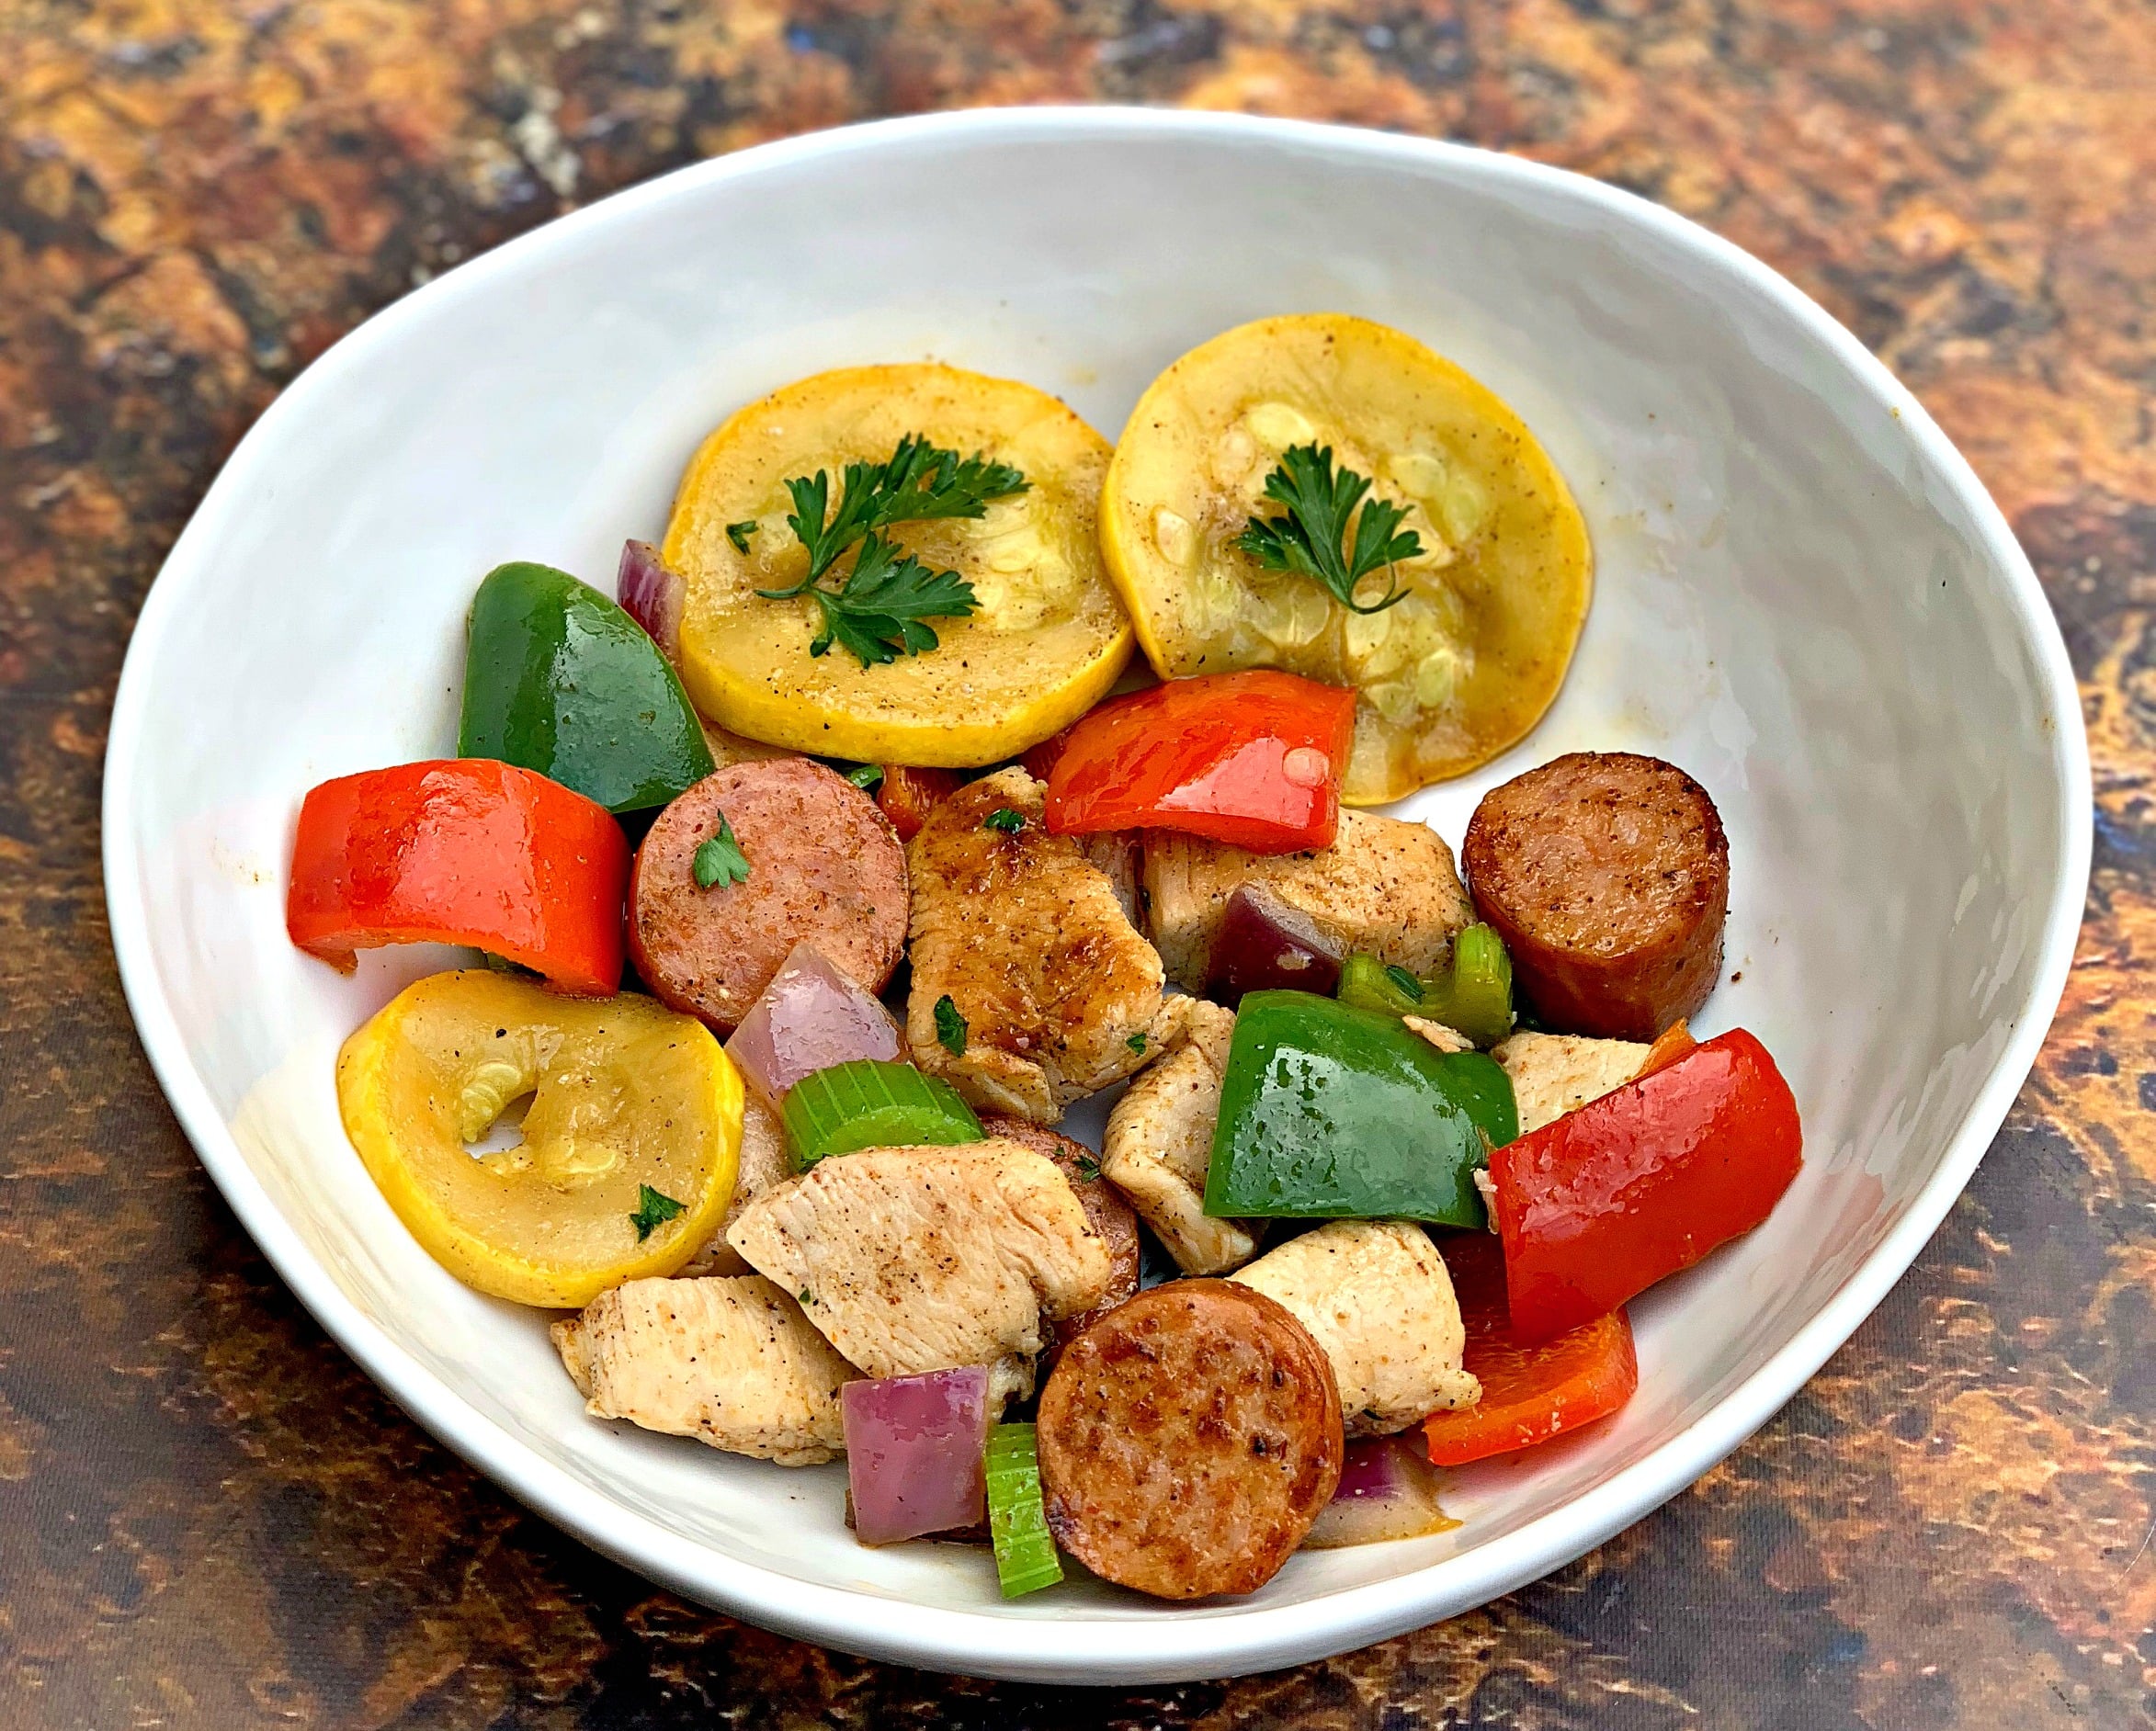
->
981;1114;1140;1363
1036;1281;1343;1600
1462;751;1728;1041
630;758;907;1033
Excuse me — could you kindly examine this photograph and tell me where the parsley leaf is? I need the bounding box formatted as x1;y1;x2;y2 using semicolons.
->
778;435;1029;587
1236;443;1422;616
805;531;980;668
754;435;1025;667
630;1183;686;1241
725;519;759;554
982;808;1026;833
934;994;968;1057
842;762;886;792
1384;963;1426;1002
1126;1031;1149;1055
1073;1153;1103;1183
692;814;751;889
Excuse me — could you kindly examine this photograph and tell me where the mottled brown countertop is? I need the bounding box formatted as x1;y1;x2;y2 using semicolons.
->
2;1;2152;1725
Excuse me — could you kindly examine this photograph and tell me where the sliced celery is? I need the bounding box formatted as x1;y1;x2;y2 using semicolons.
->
1424;923;1515;1047
1336;952;1425;1018
983;1422;1063;1598
1338;926;1515;1047
780;1060;983;1169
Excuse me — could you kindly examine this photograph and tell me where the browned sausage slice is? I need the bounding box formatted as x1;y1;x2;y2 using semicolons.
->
1036;1281;1343;1600
980;1114;1140;1363
1462;751;1728;1041
630;759;907;1033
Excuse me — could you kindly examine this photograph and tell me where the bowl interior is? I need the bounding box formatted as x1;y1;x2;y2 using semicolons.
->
105;111;2083;1680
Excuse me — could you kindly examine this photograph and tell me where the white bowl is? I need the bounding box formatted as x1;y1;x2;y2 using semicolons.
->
103;108;2089;1683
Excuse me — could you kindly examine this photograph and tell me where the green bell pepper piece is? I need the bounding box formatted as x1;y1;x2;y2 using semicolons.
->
459;560;714;814
1204;990;1517;1228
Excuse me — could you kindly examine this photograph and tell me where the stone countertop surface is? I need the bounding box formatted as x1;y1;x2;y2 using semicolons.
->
2;1;2151;1725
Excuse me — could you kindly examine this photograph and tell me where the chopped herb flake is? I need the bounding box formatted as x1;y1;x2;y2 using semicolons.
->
843;763;886;793
692;814;751;889
1384;964;1426;1001
725;520;759;555
982;808;1026;833
630;1184;686;1241
1126;1031;1149;1054
934;994;968;1057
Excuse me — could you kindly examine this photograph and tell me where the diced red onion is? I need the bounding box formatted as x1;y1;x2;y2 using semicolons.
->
1301;1435;1459;1550
725;941;902;1107
1203;883;1344;1005
617;537;686;660
842;1365;992;1545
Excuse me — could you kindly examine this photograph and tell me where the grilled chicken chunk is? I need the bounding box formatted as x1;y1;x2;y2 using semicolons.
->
725;1138;1113;1409
1231;1221;1480;1436
679;1092;792;1278
1492;1030;1649;1134
1100;999;1261;1276
551;1275;857;1465
1403;1015;1474;1056
1144;810;1472;990
906;768;1173;1123
979;1114;1142;1365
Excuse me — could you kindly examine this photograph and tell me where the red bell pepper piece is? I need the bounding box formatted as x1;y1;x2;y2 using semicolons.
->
1043;671;1357;853
1424;1232;1637;1465
876;764;961;843
286;759;629;996
1632;1017;1698;1080
1489;1027;1802;1342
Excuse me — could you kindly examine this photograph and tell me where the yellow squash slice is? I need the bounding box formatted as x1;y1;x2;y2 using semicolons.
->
337;971;742;1307
664;364;1133;766
1100;314;1593;803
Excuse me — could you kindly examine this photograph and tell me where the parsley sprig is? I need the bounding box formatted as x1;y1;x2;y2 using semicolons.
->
755;435;1029;668
1236;443;1422;616
805;532;978;667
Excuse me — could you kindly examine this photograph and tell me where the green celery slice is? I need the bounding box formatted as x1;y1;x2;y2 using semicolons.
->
1423;923;1515;1047
780;1060;984;1169
983;1423;1063;1598
1336;952;1425;1018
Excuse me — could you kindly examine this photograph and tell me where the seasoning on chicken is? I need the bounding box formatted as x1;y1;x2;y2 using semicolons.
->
906;767;1174;1123
1100;999;1261;1276
1492;1029;1649;1134
679;1092;792;1278
551;1274;857;1465
1231;1220;1481;1436
1143;809;1472;991
724;1138;1113;1409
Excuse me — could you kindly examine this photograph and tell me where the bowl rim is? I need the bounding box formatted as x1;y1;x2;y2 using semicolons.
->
101;104;2092;1683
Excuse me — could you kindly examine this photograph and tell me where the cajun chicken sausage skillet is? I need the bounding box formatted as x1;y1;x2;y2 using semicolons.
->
292;325;1800;1602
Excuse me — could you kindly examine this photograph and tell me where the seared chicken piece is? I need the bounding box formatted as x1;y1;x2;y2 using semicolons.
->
1077;830;1144;927
1144;810;1472;990
980;1114;1142;1363
725;1139;1112;1409
679;1092;792;1278
1493;1030;1649;1134
907;768;1173;1123
1403;1015;1474;1057
551;1274;857;1465
1100;998;1260;1276
1231;1221;1481;1436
